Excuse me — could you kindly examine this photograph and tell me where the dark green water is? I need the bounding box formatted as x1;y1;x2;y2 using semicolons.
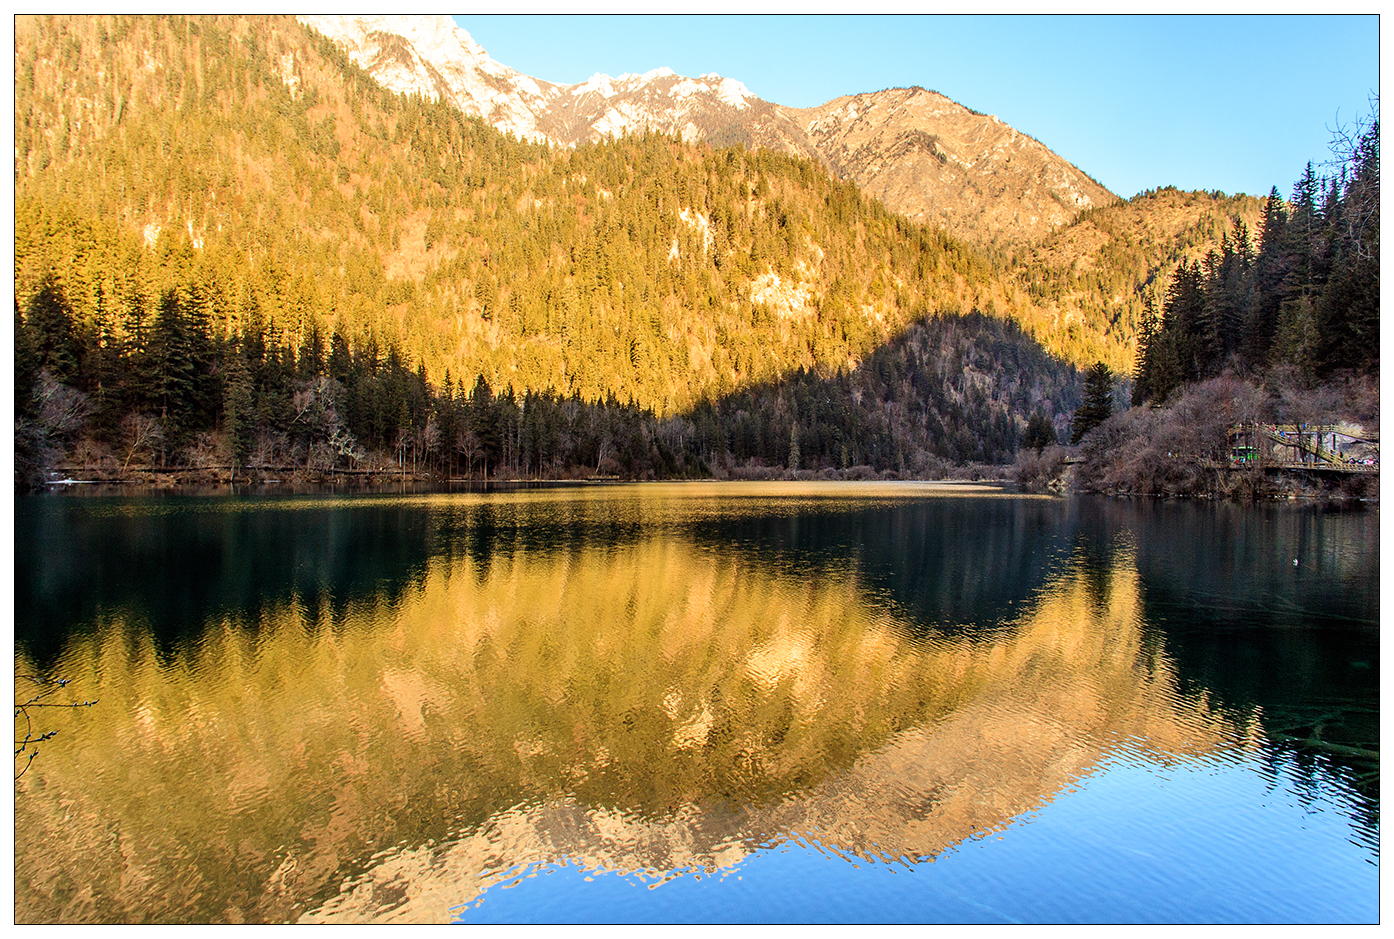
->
13;483;1378;923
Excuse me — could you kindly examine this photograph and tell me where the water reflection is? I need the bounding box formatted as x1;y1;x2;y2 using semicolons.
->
1107;498;1380;830
14;508;1215;921
12;485;1377;923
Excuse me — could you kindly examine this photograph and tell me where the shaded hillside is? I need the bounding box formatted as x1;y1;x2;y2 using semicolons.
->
694;311;1080;475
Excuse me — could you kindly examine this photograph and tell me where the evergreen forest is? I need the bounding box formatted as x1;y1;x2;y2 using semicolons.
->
1132;137;1379;403
13;14;1086;486
1056;110;1380;500
12;15;1378;491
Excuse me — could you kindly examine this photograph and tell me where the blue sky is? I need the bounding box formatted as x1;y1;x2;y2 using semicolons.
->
454;14;1380;201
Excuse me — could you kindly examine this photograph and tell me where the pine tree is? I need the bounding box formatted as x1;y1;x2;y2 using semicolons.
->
469;374;500;475
1163;260;1206;383
1131;296;1160;406
1070;362;1112;444
1241;188;1290;367
1284;162;1323;300
223;345;254;476
24;278;81;386
1023;410;1056;452
148;289;197;455
15;300;40;421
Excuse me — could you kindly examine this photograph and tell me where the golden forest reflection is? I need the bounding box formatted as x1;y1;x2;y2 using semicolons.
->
16;526;1235;924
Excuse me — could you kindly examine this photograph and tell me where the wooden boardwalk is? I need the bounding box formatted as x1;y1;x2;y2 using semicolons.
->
1218;423;1379;475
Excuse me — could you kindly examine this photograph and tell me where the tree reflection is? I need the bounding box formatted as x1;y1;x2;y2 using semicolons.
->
18;528;1231;923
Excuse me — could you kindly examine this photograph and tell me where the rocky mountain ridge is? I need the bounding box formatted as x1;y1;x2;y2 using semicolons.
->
300;14;1117;244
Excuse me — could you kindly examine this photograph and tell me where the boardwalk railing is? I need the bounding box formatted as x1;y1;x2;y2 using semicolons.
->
1223;423;1379;475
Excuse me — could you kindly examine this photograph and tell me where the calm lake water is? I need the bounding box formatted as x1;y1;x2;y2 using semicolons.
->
14;482;1379;923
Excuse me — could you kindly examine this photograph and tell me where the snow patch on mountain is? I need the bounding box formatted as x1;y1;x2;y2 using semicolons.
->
277;52;300;96
714;77;751;109
574;73;618;99
617;67;676;84
302;15;758;147
299;14;555;142
593;105;635;138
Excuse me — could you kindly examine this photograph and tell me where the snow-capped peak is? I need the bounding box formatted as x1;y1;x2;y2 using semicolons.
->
576;67;683;98
619;66;676;83
305;15;485;60
379;14;487;59
714;76;752;108
300;14;554;141
574;73;618;98
302;15;758;147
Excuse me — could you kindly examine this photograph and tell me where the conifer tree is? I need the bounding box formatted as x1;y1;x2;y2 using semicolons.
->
1070;362;1112;444
15;301;40;422
1023;410;1057;452
223;346;254;475
24;279;81;386
1131;297;1160;406
1241;188;1289;367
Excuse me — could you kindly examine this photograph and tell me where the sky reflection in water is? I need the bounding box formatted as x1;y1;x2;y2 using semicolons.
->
13;483;1378;923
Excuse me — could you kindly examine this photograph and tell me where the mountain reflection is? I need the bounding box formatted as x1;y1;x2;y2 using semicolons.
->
15;501;1230;924
16;485;1080;670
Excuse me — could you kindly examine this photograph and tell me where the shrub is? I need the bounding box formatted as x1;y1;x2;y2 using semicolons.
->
1014;445;1070;492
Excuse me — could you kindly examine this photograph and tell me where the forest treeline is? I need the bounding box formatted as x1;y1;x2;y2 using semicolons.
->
1132;116;1378;402
14;13;1087;487
1050;113;1380;499
15;265;1078;486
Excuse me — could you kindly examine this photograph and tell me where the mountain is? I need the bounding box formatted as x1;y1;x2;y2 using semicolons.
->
301;15;1117;245
794;88;1115;245
13;15;1070;422
19;13;1297;489
296;15;795;150
292;14;1271;374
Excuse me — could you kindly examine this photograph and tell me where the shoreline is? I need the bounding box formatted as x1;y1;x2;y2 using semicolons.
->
28;461;1017;495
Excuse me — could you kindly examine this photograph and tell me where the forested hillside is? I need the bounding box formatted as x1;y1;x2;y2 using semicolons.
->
14;14;1098;484
1062;119;1380;500
16;14;1012;411
1009;187;1266;375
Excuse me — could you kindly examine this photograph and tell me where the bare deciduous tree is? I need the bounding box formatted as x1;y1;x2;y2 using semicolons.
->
1324;94;1379;262
120;413;164;475
35;370;89;439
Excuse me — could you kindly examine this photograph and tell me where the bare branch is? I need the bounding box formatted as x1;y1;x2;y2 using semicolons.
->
1324;94;1379;262
14;676;96;782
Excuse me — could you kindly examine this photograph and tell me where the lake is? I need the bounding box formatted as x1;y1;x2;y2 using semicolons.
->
13;482;1379;923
